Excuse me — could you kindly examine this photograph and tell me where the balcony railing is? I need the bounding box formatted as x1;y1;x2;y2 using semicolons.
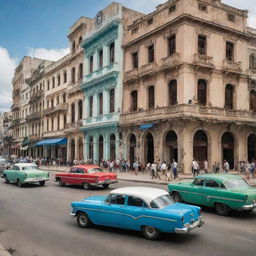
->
247;68;256;79
222;60;242;74
44;103;68;116
193;54;214;68
160;53;180;71
140;62;158;78
65;120;83;133
26;112;42;121
44;107;55;115
121;104;256;124
67;81;82;95
30;90;44;102
124;69;139;83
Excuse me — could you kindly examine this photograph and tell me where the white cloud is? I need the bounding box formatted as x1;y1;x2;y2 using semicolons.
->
0;47;17;113
27;47;70;61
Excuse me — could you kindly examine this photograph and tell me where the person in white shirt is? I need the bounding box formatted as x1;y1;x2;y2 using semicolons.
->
161;161;167;176
172;159;178;179
223;160;229;173
192;159;199;177
151;162;157;179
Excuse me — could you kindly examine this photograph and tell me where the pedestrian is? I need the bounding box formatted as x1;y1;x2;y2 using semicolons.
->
151;162;157;179
166;163;172;181
192;159;199;177
250;161;255;178
245;161;250;180
161;161;167;176
146;162;151;173
203;160;208;173
172;159;178;179
223;160;229;173
134;161;139;175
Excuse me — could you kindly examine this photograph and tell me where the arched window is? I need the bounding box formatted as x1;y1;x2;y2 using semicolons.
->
89;96;93;117
148;86;155;109
78;36;82;46
169;80;177;105
57;74;60;86
131;90;138;112
63;114;67;128
52;76;55;88
57;115;60;130
250;90;256;112
193;130;208;169
79;63;83;80
63;71;67;83
198;79;207;106
78;100;83;120
63;93;66;103
99;93;103;115
225;84;234;109
110;134;116;160
71;103;75;123
71;67;76;84
109;89;115;113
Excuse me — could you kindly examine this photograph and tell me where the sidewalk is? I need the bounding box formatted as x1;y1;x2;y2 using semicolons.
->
40;165;256;186
0;244;11;256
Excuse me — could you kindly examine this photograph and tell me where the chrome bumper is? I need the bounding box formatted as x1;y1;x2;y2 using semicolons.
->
92;180;118;186
24;177;50;183
242;202;256;210
175;217;204;233
70;212;76;217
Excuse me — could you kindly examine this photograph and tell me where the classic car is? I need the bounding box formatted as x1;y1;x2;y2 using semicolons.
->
0;158;10;174
55;165;117;190
168;174;256;216
2;163;50;187
71;187;204;240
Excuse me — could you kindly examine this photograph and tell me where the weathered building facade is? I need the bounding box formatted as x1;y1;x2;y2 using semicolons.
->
120;0;256;173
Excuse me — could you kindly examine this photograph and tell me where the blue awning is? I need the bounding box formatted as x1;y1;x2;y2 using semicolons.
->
35;138;67;146
139;124;154;130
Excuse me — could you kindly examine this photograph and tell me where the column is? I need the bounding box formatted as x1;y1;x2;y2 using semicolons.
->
75;136;79;160
104;133;109;161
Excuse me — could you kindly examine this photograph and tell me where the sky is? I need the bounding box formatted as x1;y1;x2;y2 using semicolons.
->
0;0;255;113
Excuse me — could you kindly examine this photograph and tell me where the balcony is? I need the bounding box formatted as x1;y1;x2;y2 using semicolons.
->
222;60;242;74
44;103;68;116
44;107;55;116
139;62;158;78
11;103;20;111
43;129;66;138
120;104;256;125
30;90;43;102
11;118;21;128
160;53;180;71
124;69;139;83
193;54;214;69
30;135;43;142
65;120;83;133
247;69;256;80
26;112;42;121
67;81;82;96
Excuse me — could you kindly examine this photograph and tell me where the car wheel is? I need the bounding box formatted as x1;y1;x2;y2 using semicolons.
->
83;182;90;190
77;212;91;228
39;181;45;186
102;184;109;189
17;179;22;187
142;226;160;240
215;203;230;216
58;179;65;187
4;175;9;184
172;192;182;202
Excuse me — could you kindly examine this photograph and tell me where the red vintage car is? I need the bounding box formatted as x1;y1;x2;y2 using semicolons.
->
55;165;117;190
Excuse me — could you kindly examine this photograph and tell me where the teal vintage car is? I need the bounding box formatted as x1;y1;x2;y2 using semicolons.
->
168;174;256;216
2;163;50;187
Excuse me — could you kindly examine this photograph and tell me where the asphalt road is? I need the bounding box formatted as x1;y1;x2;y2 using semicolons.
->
0;173;255;256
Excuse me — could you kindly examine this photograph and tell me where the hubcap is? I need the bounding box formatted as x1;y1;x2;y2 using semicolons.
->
146;226;155;236
80;215;87;225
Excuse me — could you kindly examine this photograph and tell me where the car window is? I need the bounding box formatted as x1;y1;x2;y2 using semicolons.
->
22;165;39;170
127;196;146;207
193;178;205;186
220;183;227;189
13;166;20;171
70;168;77;173
87;168;103;173
108;194;125;205
77;169;84;174
150;194;174;209
205;179;219;188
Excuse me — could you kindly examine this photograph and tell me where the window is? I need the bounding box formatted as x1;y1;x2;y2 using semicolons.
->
250;90;256;112
148;86;155;109
78;36;82;46
63;114;67;127
109;89;115;113
131;90;138;112
249;54;256;70
72;41;76;53
127;196;145;207
198;35;207;55
205;180;219;188
168;35;176;56
51;117;54;131
220;183;227;189
46;119;49;131
99;49;103;69
89;56;93;73
197;79;207;105
193;178;205;186
51;99;54;107
107;194;125;205
78;100;83;119
99;93;103;115
225;84;234;109
52;77;55;88
110;42;115;64
89;96;93;117
57;74;60;86
63;71;67;83
57;115;60;130
198;3;207;12
169;80;177;105
56;96;59;105
132;51;138;69
79;63;83;80
169;5;176;13
131;27;138;34
71;103;75;123
226;42;234;61
71;67;76;84
63;93;66;103
148;45;154;63
147;18;153;25
227;13;235;22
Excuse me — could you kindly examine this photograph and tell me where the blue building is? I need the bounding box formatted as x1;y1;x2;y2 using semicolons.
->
81;3;142;162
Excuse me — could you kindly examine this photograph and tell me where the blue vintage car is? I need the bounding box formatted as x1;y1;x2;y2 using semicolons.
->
71;187;204;239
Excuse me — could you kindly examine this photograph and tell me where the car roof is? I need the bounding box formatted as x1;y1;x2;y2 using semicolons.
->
110;187;169;205
196;174;243;183
73;165;101;169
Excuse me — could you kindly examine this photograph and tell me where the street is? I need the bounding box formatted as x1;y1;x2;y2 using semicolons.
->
0;173;255;256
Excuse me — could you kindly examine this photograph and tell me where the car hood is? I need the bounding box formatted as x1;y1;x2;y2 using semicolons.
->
72;195;107;208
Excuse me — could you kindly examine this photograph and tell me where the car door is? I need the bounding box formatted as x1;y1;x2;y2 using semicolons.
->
63;167;77;184
9;165;20;182
4;165;15;181
184;177;206;205
99;194;126;228
202;179;221;206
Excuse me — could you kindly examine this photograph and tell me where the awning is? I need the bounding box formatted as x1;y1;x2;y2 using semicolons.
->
35;138;67;146
139;124;154;130
20;145;28;151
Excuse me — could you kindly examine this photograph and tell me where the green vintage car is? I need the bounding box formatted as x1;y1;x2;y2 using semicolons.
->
2;163;50;187
168;174;256;216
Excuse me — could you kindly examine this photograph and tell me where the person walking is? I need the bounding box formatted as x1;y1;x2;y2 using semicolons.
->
245;161;250;180
151;162;157;179
161;161;167;177
192;159;199;177
172;159;178;179
223;160;230;174
250;161;255;178
166;163;172;181
203;160;208;173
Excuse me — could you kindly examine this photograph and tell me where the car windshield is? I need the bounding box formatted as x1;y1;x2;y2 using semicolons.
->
150;194;174;209
224;178;250;189
21;165;39;171
87;168;103;173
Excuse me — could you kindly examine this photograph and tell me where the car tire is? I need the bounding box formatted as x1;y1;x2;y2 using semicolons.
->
172;192;182;202
142;225;160;240
17;179;22;187
83;182;90;190
4;175;9;184
39;181;45;186
58;179;65;187
77;212;91;228
102;184;109;189
215;203;230;216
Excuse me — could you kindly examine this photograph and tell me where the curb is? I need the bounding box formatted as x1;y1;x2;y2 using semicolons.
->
0;244;11;256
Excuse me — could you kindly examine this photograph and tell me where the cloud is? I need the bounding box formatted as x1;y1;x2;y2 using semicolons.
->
0;47;17;113
27;47;70;61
